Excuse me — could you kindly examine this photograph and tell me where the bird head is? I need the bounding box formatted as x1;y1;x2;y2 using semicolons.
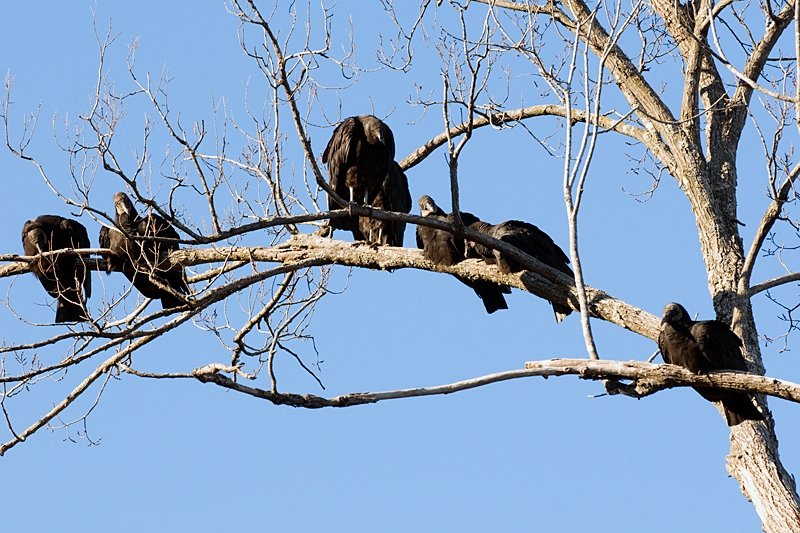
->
113;192;136;217
661;302;690;326
28;227;48;255
418;195;439;217
360;115;387;146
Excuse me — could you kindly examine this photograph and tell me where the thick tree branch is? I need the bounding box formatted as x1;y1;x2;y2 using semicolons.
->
0;233;660;341
749;273;800;296
193;357;797;407
398;104;649;171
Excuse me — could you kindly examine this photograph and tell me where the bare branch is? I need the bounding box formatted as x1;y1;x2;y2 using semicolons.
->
194;357;796;407
399;104;650;170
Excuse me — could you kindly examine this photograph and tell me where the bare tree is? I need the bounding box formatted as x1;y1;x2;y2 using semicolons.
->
2;0;800;529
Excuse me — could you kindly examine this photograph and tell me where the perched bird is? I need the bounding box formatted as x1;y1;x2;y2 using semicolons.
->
358;162;412;246
99;192;189;310
322;115;395;239
416;195;509;314
467;219;573;322
658;302;764;426
21;215;92;322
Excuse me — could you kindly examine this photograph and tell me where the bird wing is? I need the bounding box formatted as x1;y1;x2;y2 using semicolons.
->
458;212;481;227
504;221;571;267
65;219;92;299
657;329;674;365
417;214;460;266
99;225;126;275
379;121;396;162
386;163;411;215
98;226;110;249
466;220;494;259
445;212;481;259
322;118;357;190
34;215;65;229
692;321;748;372
415;224;425;250
144;215;180;247
136;214;179;267
143;214;188;294
65;219;91;249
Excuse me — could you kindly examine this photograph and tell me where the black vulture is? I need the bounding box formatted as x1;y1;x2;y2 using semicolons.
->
658;302;764;426
21;215;92;323
99;192;189;310
415;195;509;314
322;115;395;239
468;219;574;322
358;162;412;246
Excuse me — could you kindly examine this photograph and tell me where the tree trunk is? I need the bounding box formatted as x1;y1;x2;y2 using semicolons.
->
681;138;800;531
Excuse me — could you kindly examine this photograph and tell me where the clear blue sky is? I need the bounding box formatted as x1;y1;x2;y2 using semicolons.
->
1;2;797;531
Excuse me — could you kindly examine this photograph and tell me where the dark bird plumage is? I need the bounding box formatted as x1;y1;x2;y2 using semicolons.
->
415;195;509;314
99;192;189;310
468;219;574;322
21;215;92;323
359;162;412;246
658;302;764;426
322;115;395;239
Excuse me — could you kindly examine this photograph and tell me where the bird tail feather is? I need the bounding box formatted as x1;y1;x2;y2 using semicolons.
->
552;302;572;323
55;300;89;323
722;396;765;426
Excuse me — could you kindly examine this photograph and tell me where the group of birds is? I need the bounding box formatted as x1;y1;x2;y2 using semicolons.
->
17;113;764;426
415;195;574;319
21;192;189;323
322;114;574;320
322;113;764;426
